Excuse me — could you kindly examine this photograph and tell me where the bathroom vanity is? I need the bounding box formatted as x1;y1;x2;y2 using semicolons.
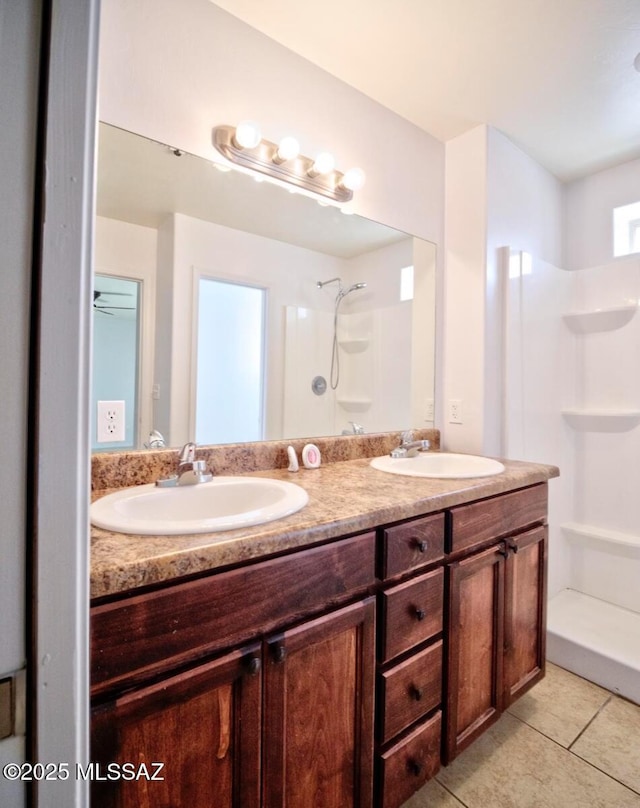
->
89;436;556;808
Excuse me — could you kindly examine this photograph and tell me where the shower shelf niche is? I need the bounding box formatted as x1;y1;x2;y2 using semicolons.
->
338;337;370;353
561;409;640;432
336;397;372;412
562;304;637;334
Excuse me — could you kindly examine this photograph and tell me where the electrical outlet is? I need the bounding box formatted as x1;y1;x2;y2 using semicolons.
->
448;399;463;424
97;400;125;443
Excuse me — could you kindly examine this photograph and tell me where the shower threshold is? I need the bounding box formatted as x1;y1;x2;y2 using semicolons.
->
547;588;640;705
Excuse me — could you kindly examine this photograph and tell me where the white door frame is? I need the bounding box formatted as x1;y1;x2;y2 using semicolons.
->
33;1;100;805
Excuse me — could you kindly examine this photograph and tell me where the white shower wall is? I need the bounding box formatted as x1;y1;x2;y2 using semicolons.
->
506;247;640;702
283;303;413;438
503;251;575;600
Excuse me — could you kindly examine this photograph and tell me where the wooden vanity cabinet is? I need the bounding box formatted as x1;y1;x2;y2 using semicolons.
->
444;485;548;763
90;479;551;808
90;533;377;808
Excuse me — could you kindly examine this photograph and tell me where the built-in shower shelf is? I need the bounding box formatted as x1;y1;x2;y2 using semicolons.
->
562;304;637;334
336;397;372;412
561;409;640;431
338;338;370;353
561;522;640;553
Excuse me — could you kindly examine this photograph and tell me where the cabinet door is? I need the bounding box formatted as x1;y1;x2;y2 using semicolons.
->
503;526;547;707
91;645;261;808
445;544;505;763
263;598;376;808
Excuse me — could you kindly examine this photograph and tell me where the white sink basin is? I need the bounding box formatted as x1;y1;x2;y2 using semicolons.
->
370;452;505;479
90;476;309;535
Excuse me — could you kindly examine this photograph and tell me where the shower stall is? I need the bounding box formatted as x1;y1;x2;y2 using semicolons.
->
504;249;640;704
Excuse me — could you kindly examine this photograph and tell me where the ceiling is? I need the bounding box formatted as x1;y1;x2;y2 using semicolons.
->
210;0;640;181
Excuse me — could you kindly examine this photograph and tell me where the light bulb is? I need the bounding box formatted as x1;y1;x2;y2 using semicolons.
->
275;136;300;162
234;121;261;149
341;167;366;192
309;151;335;176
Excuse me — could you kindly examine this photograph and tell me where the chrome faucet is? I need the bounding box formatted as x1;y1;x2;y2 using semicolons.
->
390;431;431;458
155;442;213;487
341;421;365;435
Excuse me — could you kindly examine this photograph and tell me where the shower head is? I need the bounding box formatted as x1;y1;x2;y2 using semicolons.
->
337;281;367;300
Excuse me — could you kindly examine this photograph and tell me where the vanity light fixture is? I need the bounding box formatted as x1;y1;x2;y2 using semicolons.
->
213;123;365;203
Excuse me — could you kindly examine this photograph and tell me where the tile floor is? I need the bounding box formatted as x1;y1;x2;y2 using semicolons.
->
404;662;640;808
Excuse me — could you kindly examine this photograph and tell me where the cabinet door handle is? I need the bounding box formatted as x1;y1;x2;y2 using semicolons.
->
271;643;287;664
412;538;429;553
498;544;510;558
507;539;519;554
413;607;426;621
409;684;423;701
407;759;423;777
245;655;261;676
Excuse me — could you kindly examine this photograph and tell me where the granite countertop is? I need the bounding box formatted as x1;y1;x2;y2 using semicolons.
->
90;454;559;601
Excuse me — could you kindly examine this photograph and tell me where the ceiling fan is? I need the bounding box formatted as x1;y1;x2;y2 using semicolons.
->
93;289;136;315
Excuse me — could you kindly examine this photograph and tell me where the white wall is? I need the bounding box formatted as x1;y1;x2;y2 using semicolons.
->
444;125;571;597
443;126;488;454
565;157;640;270
98;0;444;245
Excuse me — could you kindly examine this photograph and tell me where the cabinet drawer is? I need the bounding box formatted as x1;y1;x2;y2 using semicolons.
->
380;640;442;744
380;568;443;663
448;484;547;555
379;710;441;808
91;532;376;697
380;513;445;579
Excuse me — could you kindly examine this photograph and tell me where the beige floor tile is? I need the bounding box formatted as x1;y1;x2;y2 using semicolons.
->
506;662;610;747
571;696;640;795
402;777;466;807
437;712;640;808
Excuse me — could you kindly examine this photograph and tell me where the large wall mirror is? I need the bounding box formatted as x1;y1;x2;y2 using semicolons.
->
94;123;436;450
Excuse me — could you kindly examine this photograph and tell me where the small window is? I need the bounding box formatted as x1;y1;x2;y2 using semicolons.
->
400;265;414;301
613;201;640;257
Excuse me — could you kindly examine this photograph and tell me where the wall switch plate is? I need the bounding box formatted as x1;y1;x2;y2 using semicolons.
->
425;398;435;421
97;400;125;443
448;399;463;424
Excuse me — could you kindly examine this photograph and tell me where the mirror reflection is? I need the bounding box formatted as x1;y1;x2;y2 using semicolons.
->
94;123;436;450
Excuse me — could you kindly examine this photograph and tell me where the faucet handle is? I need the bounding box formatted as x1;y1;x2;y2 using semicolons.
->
400;430;414;445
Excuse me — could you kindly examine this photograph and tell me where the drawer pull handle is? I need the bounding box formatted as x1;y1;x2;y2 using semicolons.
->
409;685;423;701
414;607;426;621
246;655;261;676
413;539;429;553
271;643;287;664
407;759;422;777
